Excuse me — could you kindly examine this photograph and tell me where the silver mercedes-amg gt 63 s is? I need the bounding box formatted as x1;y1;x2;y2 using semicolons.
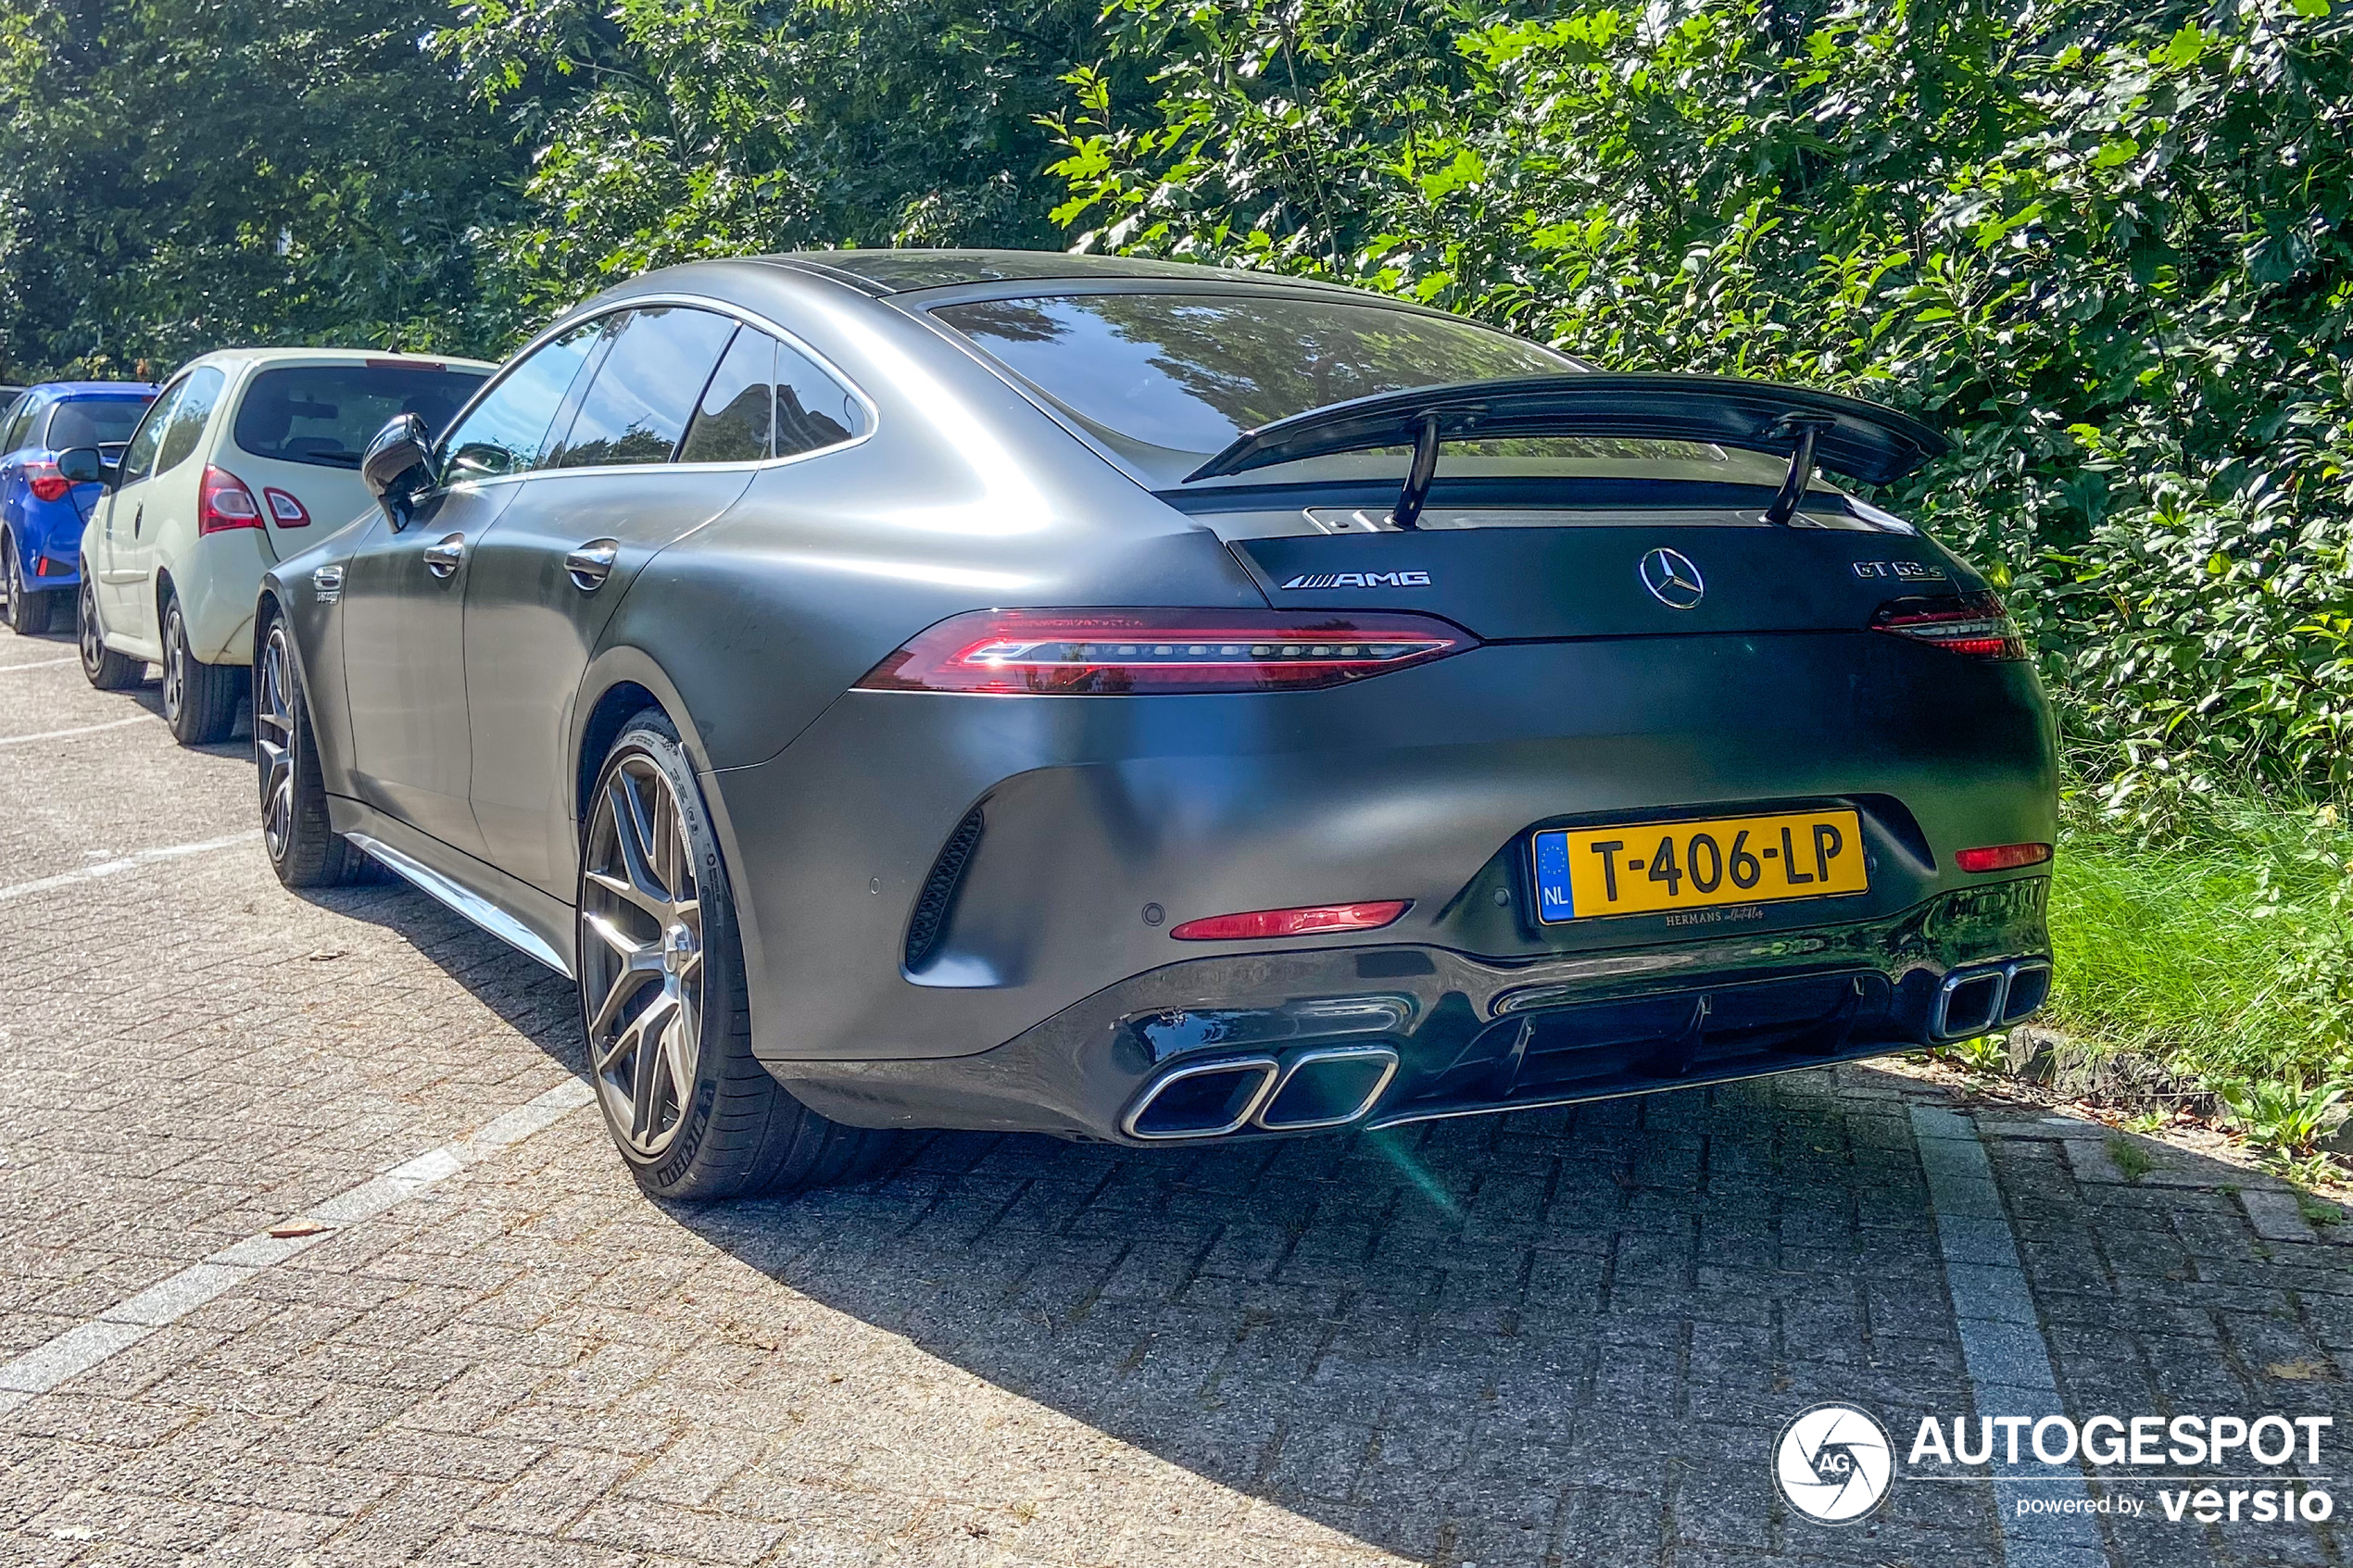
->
256;249;2057;1198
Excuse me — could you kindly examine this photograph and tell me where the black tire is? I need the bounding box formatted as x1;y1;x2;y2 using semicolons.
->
256;612;365;888
161;595;241;745
78;576;144;689
578;713;894;1199
4;536;53;634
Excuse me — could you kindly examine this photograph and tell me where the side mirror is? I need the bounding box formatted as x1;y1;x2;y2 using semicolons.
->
360;413;433;527
57;446;118;489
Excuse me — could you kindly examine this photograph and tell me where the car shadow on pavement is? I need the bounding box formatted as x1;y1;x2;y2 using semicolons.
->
661;1071;2005;1565
333;889;2353;1568
292;873;593;1082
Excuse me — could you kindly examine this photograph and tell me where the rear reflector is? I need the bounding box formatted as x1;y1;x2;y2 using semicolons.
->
262;487;310;526
1169;900;1410;942
1870;591;2028;660
1953;842;2052;873
26;461;69;503
854;608;1475;695
197;466;264;534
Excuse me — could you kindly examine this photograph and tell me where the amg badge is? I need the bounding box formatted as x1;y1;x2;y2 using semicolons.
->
1279;571;1432;589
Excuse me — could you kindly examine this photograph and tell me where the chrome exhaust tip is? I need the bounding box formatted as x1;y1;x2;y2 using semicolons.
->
1999;959;2052;1023
1254;1045;1400;1131
1122;1056;1278;1140
1932;956;2053;1040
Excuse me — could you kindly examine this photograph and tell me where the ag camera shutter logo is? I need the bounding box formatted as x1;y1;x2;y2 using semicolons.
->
1774;1403;1894;1524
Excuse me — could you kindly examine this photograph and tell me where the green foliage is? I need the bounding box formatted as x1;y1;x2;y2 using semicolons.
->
2219;1076;2347;1158
0;0;527;373
1048;0;2353;809
1933;1033;2009;1074
443;0;1115;318
2105;1135;2154;1181
2048;793;2353;1093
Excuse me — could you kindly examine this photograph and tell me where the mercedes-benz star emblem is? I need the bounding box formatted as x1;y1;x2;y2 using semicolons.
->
1640;546;1706;610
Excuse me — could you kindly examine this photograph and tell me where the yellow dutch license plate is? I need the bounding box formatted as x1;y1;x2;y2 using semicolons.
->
1530;809;1868;922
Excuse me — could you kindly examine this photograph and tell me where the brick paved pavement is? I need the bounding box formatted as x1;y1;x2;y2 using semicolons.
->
0;628;2347;1566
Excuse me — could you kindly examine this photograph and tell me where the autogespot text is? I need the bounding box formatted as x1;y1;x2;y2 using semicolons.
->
1909;1412;2336;1524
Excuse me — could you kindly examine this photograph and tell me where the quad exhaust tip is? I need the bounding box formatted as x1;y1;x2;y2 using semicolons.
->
1932;957;2052;1040
1123;1046;1400;1141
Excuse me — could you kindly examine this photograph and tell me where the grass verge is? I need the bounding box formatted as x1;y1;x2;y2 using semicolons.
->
1967;791;2353;1169
2048;797;2350;1089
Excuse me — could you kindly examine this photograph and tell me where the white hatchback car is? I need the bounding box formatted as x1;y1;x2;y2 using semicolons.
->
66;348;493;742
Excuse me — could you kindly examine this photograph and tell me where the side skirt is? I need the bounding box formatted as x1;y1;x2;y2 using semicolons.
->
329;797;576;978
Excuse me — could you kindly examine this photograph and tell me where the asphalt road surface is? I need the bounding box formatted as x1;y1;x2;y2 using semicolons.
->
0;620;2346;1568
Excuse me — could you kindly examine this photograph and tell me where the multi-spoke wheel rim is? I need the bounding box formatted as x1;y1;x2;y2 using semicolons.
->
580;753;704;1160
79;583;102;672
256;624;297;860
4;545;20;624
161;608;184;721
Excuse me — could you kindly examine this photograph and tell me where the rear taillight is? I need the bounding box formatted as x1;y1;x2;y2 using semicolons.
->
1870;592;2028;660
263;487;310;527
853;608;1477;696
1954;842;2052;873
26;461;69;503
1169;900;1410;941
197;466;264;534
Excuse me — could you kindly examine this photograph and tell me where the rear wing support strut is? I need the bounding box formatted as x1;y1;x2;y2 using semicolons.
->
1761;416;1836;526
1391;411;1442;530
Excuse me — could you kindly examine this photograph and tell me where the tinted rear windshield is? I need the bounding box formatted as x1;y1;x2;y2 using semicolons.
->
933;292;1571;455
234;364;490;470
46;398;148;449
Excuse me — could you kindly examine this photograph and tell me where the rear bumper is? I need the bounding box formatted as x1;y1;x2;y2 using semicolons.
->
177;533;273;664
769;876;2051;1141
710;631;2057;1073
11;499;87;588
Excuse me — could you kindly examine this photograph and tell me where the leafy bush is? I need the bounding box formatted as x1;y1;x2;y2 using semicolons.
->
1048;0;2353;809
0;0;525;370
441;0;1114;319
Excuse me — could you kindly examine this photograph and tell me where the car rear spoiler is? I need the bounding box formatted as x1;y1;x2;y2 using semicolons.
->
1181;373;1953;528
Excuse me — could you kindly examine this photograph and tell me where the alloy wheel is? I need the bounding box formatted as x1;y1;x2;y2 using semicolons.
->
78;581;103;672
3;543;19;625
580;752;705;1160
160;605;184;722
255;622;297;861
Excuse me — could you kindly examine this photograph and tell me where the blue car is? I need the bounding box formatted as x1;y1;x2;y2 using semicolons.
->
1;382;156;634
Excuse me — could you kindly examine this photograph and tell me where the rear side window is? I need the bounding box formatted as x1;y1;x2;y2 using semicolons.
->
237;362;489;470
774;340;863;458
550;307;737;469
157;366;226;473
934;292;1569;454
678;330;775;463
46;399;147;450
677;327;865;464
118;379;185;484
0;396;35;454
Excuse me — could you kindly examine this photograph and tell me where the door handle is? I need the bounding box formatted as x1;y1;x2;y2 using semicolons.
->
131;505;142;539
564;540;619;592
422;533;466;578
